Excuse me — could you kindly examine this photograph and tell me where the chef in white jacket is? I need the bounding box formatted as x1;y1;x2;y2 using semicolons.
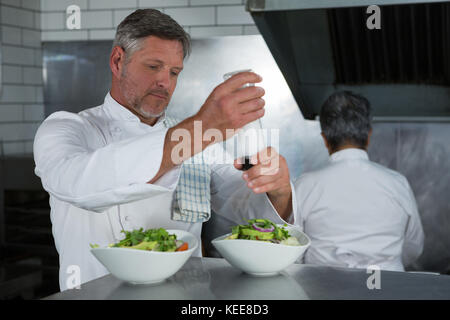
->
294;91;424;271
34;9;295;291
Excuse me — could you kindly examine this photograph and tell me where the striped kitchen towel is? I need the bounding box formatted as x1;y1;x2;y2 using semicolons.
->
163;116;211;223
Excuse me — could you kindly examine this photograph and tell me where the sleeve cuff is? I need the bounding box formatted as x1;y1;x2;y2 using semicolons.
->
262;180;297;225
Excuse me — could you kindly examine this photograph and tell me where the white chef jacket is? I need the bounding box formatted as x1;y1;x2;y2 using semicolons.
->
34;93;295;291
294;148;424;271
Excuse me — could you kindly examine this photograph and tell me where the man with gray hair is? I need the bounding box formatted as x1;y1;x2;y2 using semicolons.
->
34;9;295;290
293;91;424;271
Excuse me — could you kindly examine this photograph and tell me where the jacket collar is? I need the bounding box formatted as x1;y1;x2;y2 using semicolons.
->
102;92;167;127
330;148;369;163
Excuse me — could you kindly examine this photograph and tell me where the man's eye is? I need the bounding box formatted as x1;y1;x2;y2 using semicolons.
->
149;65;158;70
171;71;179;76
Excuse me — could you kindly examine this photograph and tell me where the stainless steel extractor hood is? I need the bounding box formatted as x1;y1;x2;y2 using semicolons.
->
247;0;450;120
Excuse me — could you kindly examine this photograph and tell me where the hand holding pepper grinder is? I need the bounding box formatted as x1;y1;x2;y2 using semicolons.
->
223;69;266;171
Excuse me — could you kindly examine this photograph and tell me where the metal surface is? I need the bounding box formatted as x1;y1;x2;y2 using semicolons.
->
203;119;450;275
246;0;450;11
0;265;42;299
168;35;304;179
42;36;450;274
0;159;4;247
43;41;112;117
43;257;450;300
0;5;3;98
295;120;450;274
248;1;450;119
43;36;305;179
368;122;450;273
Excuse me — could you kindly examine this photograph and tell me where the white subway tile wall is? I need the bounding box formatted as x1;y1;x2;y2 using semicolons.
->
2;26;22;45
191;0;241;5
165;6;215;26
139;0;189;8
40;0;258;41
88;28;116;40
0;0;259;155
0;105;24;123
217;5;253;25
113;9;136;27
1;5;35;28
2;65;23;84
41;12;65;30
190;25;242;37
89;0;138;10
41;0;88;11
0;0;42;155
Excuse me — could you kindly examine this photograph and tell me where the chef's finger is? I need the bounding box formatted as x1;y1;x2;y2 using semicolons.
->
238;108;265;128
238;98;265;115
246;147;278;169
233;159;244;170
246;172;280;190
230;86;265;105
244;162;279;181
223;71;263;93
251;181;279;194
258;146;279;164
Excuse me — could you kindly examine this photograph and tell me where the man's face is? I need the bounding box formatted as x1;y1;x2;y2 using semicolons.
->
119;36;184;119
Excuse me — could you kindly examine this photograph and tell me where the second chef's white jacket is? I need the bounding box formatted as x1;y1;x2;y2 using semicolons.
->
34;93;296;291
293;148;424;271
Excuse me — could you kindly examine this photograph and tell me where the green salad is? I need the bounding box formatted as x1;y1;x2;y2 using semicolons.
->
225;219;301;246
90;228;189;252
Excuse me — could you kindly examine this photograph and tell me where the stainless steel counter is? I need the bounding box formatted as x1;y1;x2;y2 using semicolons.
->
44;257;450;300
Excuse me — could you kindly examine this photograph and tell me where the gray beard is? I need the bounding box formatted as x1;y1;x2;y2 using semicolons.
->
134;104;165;119
121;66;167;119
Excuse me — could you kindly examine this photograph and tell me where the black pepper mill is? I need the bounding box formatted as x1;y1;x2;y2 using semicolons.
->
242;156;253;171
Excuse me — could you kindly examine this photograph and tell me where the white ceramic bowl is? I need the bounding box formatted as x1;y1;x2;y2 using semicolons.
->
91;229;198;284
212;224;310;276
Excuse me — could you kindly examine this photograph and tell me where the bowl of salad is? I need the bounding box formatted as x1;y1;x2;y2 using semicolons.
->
211;219;310;276
90;228;198;284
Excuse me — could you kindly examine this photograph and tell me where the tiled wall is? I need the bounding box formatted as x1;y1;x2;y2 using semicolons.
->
0;0;258;155
0;0;43;155
40;0;259;41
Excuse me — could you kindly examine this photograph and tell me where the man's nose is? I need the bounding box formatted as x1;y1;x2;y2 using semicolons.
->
155;70;170;89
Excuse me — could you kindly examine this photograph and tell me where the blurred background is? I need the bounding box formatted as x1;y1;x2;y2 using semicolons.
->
0;0;449;299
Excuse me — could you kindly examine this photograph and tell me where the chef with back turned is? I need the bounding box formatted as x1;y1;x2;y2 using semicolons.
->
33;9;296;291
293;91;424;271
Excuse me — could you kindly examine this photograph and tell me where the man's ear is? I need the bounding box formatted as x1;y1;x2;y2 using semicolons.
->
320;132;329;149
366;128;373;148
110;46;126;79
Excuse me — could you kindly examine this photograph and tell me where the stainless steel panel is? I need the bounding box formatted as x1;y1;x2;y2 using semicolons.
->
294;120;450;273
168;35;304;179
247;0;450;11
42;36;450;273
44;257;450;300
43;41;112;117
249;2;450;118
43;36;304;178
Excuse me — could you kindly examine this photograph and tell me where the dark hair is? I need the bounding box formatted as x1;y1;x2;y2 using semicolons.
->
319;91;372;152
113;9;191;60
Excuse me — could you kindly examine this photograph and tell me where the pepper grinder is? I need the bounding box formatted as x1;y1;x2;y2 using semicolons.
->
223;69;266;171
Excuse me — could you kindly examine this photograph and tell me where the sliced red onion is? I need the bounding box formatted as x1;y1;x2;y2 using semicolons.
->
175;240;184;248
252;223;274;232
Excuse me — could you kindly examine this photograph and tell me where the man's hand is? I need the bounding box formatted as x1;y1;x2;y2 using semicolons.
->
195;71;266;139
149;71;265;184
234;147;293;221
